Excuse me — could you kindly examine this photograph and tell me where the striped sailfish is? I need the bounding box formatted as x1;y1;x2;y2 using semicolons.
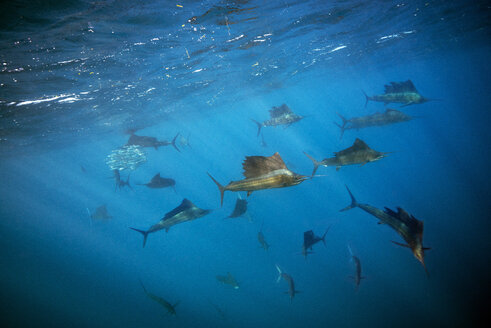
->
207;152;308;206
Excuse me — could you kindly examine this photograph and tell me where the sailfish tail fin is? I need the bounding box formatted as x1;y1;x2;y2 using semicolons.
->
303;151;321;177
347;244;354;257
340;185;358;212
130;227;149;247
275;264;282;283
251;119;262;137
335;112;348;139
171;133;181;152
362;90;370;108
207;172;226;207
321;226;331;246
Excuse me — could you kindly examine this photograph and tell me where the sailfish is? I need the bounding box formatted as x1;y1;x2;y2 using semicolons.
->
139;280;178;316
126;132;180;151
252;104;304;136
225;198;248;219
301;228;330;258
275;264;300;302
364;80;431;107
335;109;413;139
340;186;430;274
130;199;211;247
304;138;390;176
137;173;176;190
207;152;308;206
216;272;240;289
89;204;112;220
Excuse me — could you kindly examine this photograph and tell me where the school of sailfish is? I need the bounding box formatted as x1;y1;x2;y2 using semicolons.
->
91;80;432;314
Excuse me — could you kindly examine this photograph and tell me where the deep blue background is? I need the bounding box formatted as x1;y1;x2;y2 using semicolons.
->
1;1;490;327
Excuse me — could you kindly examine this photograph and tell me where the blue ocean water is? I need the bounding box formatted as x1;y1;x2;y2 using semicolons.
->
0;0;490;327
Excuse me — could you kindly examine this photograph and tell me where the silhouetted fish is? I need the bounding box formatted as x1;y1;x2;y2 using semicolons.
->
364;80;431;107
208;300;226;320
258;231;270;250
90;205;112;220
335;109;412;139
304;138;390;176
258;222;270;250
137;173;175;189
126;132;180;152
347;245;365;291
252;104;304;136
130;199;211;247
275;264;300;302
216;272;239;289
113;169;131;190
208;152;308;206
301;227;329;258
226;198;248;219
341;186;430;274
139;280;178;316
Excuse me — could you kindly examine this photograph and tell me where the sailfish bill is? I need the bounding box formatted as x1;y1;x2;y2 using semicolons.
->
208;152;308;206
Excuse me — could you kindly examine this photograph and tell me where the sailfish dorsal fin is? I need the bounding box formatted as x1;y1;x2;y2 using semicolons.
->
352;138;370;150
242;152;287;178
334;138;370;157
269;104;292;118
384;80;418;94
303;230;314;239
163;198;195;220
151;173;161;182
